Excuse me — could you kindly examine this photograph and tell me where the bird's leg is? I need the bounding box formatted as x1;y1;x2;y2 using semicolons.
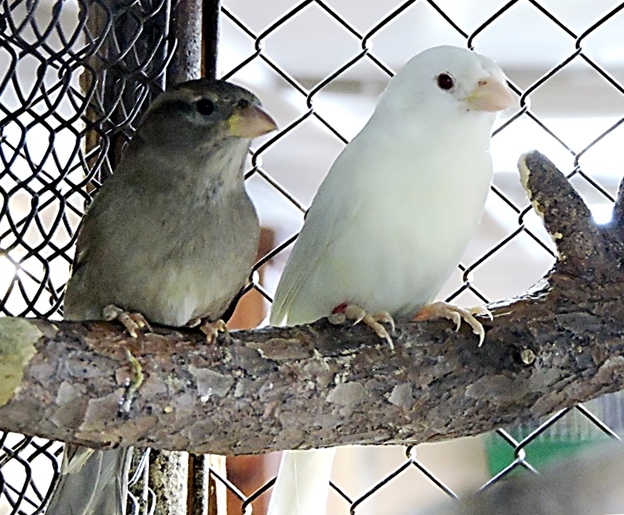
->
329;303;395;350
102;304;151;338
198;319;228;343
186;317;227;343
413;301;491;346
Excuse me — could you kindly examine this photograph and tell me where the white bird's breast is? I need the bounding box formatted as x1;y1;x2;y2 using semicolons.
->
280;117;493;324
332;161;490;316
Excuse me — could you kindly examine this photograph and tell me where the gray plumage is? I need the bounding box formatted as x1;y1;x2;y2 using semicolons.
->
47;79;276;514
48;447;132;515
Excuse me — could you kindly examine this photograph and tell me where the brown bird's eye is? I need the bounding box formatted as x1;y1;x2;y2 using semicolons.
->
196;98;215;116
436;73;455;91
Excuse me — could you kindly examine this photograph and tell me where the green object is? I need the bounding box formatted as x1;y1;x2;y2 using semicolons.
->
0;317;40;406
486;392;622;476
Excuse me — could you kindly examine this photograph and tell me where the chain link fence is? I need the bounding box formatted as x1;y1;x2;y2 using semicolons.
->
2;0;624;513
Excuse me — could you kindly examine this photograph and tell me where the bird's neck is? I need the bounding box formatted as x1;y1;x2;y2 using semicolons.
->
372;105;494;147
362;107;495;173
126;138;249;199
195;139;250;195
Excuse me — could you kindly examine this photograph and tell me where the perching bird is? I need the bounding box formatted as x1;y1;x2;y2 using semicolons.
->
46;79;277;515
267;45;514;515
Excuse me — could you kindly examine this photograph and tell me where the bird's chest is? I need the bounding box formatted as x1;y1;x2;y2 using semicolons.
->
327;171;487;316
118;193;258;324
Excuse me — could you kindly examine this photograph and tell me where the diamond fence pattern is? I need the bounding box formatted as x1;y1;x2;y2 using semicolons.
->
1;0;624;513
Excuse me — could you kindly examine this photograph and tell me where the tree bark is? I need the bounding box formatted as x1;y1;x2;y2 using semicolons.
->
1;151;623;456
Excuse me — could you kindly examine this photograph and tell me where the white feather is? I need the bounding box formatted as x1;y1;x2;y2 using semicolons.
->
267;449;336;515
268;45;513;515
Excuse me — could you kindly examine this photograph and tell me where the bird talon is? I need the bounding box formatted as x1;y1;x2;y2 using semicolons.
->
103;304;150;338
199;319;228;343
449;311;462;331
186;317;202;328
468;305;493;321
343;305;366;325
102;304;119;322
474;325;486;347
129;312;151;332
364;315;395;351
371;310;395;332
414;301;487;346
332;303;396;350
327;313;346;325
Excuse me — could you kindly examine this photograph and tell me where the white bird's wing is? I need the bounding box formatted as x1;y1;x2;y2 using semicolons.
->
270;145;367;327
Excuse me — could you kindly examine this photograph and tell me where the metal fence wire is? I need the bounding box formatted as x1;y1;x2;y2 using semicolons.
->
2;0;624;513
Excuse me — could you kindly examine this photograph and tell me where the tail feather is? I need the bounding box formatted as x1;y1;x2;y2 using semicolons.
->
47;444;133;515
267;448;336;515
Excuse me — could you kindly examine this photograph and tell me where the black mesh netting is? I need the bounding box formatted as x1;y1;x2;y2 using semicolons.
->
2;0;624;513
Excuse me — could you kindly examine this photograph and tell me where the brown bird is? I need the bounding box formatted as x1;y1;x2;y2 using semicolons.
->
47;78;277;515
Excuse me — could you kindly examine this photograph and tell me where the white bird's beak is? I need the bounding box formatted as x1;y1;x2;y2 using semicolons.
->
465;76;515;112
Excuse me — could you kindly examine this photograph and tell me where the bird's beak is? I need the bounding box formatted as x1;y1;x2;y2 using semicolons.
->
228;103;278;138
465;76;515;112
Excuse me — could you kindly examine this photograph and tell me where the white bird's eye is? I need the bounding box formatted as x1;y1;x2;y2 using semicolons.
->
196;98;215;116
436;73;455;91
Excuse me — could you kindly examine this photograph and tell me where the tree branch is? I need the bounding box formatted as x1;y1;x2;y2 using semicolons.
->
1;151;623;456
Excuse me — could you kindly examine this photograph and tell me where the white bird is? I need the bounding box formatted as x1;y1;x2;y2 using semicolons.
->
267;45;514;515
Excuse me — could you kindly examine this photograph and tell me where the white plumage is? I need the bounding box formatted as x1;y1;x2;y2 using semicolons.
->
268;45;514;515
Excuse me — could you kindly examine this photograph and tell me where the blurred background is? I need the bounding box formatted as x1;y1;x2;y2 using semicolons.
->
2;0;624;513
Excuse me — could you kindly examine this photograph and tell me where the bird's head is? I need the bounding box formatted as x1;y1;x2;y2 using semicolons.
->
377;45;514;119
136;79;277;152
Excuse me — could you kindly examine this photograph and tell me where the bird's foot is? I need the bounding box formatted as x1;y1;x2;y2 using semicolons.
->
186;317;202;328
413;301;490;346
199;319;228;343
329;303;395;350
103;304;151;338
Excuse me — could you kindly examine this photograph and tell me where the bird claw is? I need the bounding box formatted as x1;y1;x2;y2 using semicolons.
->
331;304;395;350
468;305;493;321
199;319;228;343
103;304;151;338
414;301;487;346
